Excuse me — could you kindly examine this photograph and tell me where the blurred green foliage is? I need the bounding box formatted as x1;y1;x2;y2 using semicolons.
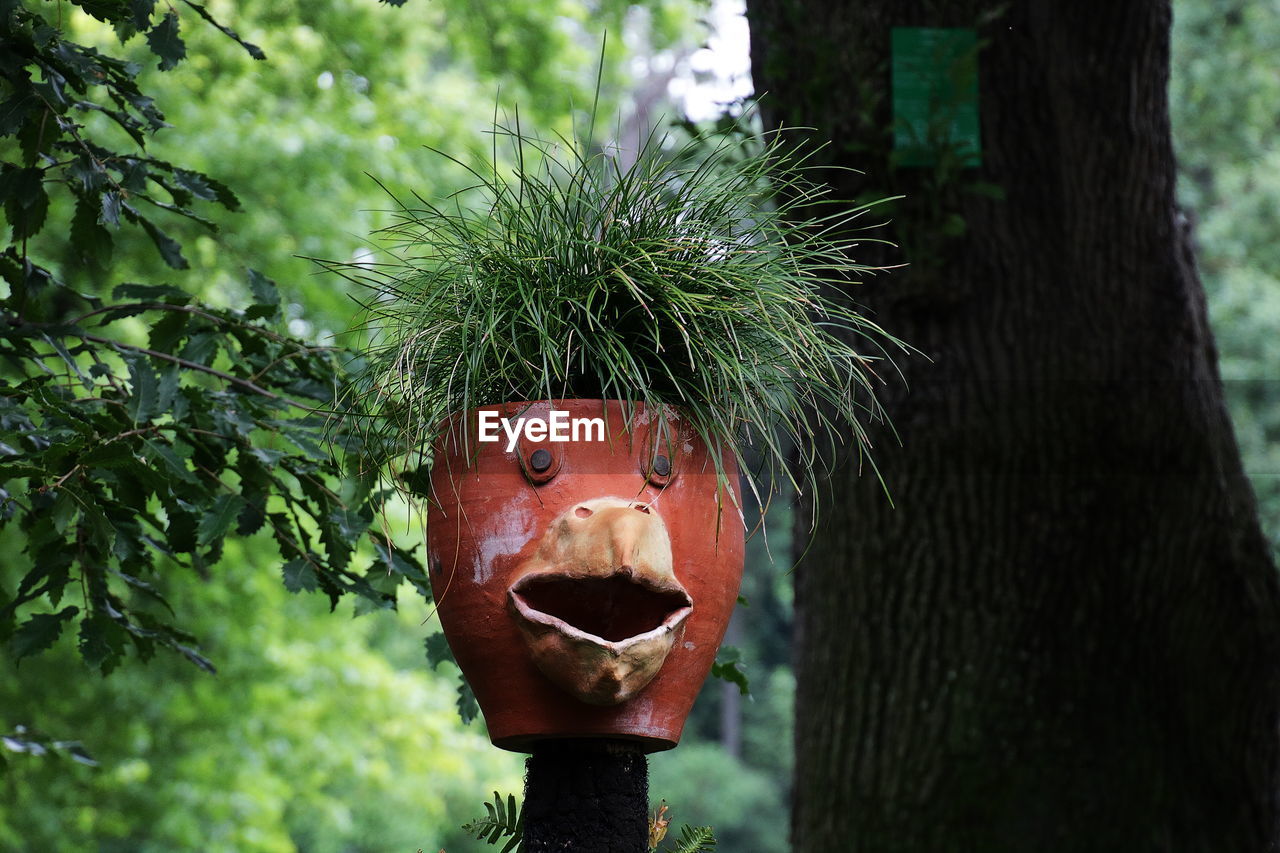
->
1171;1;1280;554
650;740;788;852
1;539;522;851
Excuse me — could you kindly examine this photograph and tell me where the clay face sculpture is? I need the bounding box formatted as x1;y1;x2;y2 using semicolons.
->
509;496;693;706
427;400;745;753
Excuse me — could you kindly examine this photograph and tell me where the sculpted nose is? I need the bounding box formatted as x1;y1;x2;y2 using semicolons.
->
566;501;672;579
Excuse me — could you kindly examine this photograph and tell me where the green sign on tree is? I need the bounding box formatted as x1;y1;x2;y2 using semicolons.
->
891;27;982;167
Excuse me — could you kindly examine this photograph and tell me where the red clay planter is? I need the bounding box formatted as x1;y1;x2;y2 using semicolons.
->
426;400;745;753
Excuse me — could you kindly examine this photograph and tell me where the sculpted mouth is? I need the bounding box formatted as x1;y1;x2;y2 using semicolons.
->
509;571;692;706
511;573;692;643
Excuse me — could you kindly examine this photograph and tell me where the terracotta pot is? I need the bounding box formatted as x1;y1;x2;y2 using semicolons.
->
426;399;745;753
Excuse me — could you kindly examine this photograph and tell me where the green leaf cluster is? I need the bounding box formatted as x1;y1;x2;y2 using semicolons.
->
709;644;749;696
0;268;433;672
461;790;524;852
0;1;248;269
665;824;718;853
0;0;439;686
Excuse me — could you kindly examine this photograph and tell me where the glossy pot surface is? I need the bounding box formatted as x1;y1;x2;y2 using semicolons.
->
426;400;745;752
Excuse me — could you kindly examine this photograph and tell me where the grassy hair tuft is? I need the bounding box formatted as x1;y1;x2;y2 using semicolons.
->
323;111;911;523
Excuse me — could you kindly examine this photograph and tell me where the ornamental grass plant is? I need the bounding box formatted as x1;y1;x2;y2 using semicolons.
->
325;112;909;515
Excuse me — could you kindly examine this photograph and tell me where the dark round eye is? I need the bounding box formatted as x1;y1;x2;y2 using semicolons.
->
652;454;671;477
530;449;553;472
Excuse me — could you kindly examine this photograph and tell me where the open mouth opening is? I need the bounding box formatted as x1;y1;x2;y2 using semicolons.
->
512;573;691;643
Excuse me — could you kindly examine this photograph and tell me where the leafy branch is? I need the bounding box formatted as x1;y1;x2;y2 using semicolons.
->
0;1;428;689
709;644;750;696
461;791;523;853
663;825;717;853
649;801;717;852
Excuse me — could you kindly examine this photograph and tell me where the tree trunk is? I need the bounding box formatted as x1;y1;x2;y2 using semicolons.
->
744;1;1280;850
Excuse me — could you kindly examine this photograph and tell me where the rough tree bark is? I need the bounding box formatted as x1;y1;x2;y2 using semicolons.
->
744;2;1280;850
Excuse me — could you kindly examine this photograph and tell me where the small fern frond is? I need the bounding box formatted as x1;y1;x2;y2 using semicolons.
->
461;791;523;852
669;825;717;853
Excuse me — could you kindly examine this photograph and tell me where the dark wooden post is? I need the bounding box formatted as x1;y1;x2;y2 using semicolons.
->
522;740;649;852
